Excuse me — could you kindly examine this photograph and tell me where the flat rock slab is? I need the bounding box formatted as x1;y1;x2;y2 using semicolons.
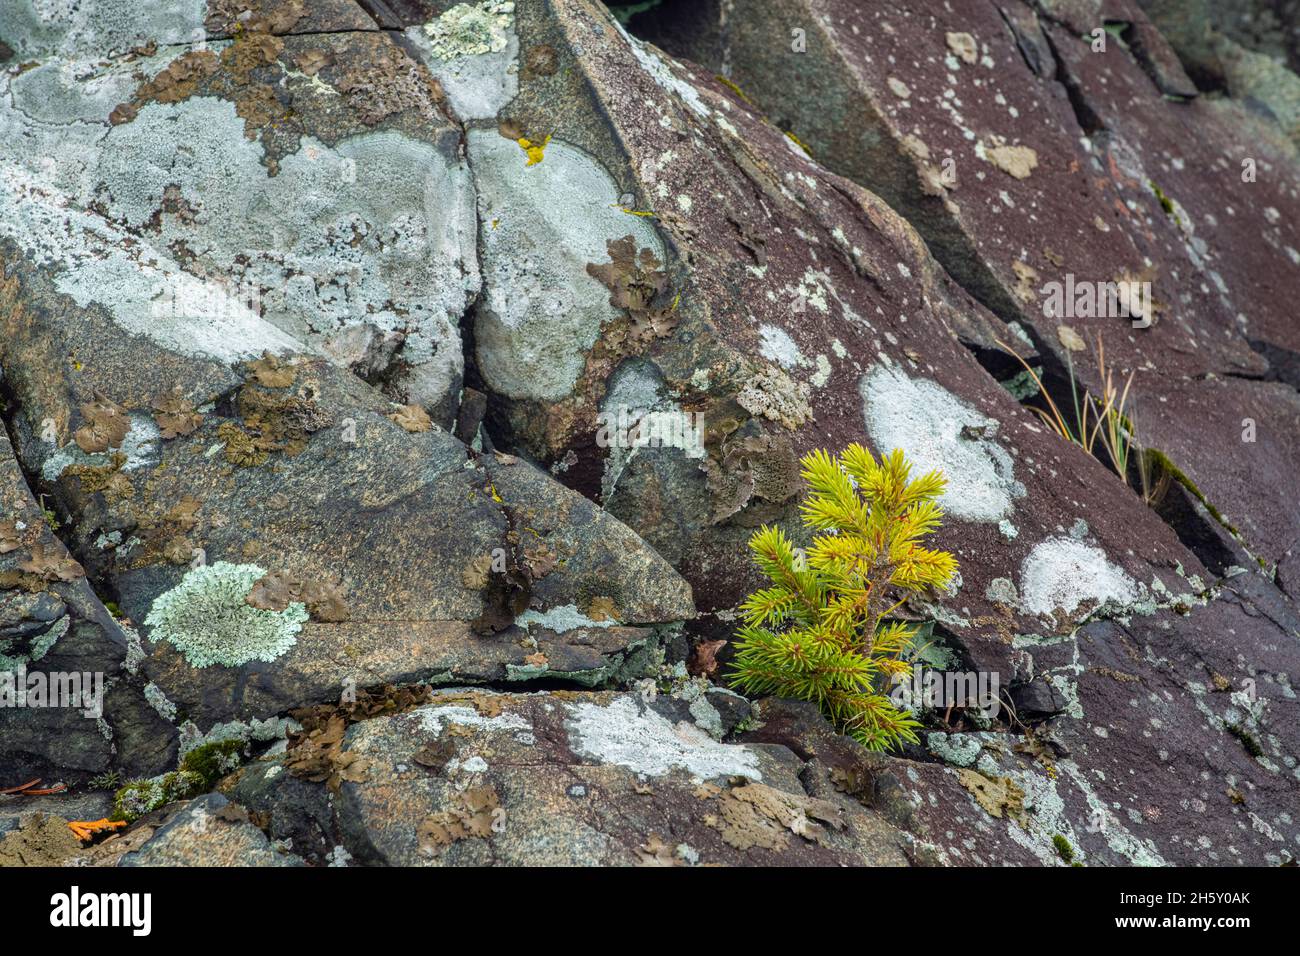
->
231;688;916;866
659;0;1300;570
115;792;305;866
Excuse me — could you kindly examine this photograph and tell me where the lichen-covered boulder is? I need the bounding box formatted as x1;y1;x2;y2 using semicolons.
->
113;793;306;867
0;1;477;422
0;0;696;747
2;0;1298;868
644;0;1300;580
0;427;174;783
228;686;917;866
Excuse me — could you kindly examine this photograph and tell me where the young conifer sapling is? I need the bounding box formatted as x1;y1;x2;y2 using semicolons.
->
729;445;958;751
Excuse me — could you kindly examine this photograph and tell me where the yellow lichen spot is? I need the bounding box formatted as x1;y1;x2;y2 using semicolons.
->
714;74;752;104
518;134;551;166
615;205;657;217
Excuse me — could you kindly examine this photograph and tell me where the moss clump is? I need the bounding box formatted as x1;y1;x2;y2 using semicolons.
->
110;740;244;823
1148;180;1175;215
111;770;205;823
179;739;243;787
1052;833;1075;863
1145;449;1242;538
1226;722;1264;759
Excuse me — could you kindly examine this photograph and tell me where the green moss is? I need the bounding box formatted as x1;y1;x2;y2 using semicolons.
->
1145;449;1242;538
1226;722;1264;759
110;740;244;822
1052;833;1075;863
179;739;243;788
111;770;205;822
1148;180;1174;214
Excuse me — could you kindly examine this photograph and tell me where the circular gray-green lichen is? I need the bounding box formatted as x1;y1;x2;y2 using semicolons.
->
143;561;308;669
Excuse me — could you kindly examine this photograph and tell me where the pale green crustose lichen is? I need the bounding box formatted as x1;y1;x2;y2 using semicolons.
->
144;561;308;668
423;2;513;60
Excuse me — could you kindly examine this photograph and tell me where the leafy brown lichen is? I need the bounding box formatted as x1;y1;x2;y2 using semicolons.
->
388;404;433;433
73;394;131;454
151;387;204;439
246;570;351;623
417;786;501;854
217;421;273;467
703;780;844;851
17;542;84;583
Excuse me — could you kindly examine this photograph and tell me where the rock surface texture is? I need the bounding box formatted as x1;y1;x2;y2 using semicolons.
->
0;0;1296;866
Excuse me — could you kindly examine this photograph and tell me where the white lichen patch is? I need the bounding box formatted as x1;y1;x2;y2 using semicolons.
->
565;696;762;781
1018;538;1141;617
0;161;300;365
758;325;806;369
144;562;308;669
1;89;478;406
0;0;206;59
469;129;664;401
409;2;518;120
143;681;178;723
610;19;710;120
859;364;1024;521
0;614;67;671
415;702;531;736
87;99;478;406
515;604;617;632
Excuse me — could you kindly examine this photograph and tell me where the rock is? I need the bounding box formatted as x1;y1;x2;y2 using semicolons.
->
115;792;304;866
0;812;84;866
231;687;915;865
645;0;1300;577
0;8;476;423
0;428;173;783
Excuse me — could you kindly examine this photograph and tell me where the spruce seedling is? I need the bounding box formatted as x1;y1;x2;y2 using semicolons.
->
729;445;958;751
